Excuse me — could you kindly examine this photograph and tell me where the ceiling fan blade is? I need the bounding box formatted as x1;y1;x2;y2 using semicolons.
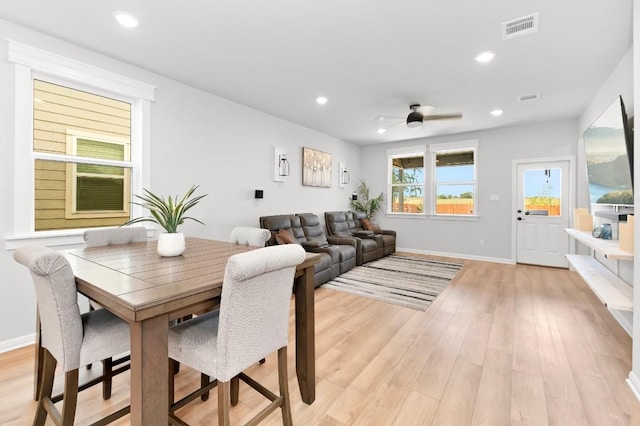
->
422;113;463;121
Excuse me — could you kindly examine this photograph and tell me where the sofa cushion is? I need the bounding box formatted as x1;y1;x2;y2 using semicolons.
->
297;213;329;246
361;218;382;234
275;229;297;245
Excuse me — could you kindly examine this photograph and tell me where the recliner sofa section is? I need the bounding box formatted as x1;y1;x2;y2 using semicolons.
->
324;211;396;264
259;214;356;288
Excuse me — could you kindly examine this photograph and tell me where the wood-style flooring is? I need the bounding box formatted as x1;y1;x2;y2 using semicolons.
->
1;254;639;425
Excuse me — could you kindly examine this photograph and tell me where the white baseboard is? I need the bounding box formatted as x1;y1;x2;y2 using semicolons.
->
397;247;514;265
0;333;35;354
627;371;640;403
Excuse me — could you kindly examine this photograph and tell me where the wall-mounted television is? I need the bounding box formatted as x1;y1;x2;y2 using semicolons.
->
583;95;634;206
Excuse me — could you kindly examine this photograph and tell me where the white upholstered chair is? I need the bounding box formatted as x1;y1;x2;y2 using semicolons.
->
167;244;306;426
81;226;146;397
229;226;271;246
14;245;131;426
83;226;147;247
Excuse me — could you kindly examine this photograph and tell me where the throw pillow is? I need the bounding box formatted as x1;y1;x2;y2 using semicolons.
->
275;228;297;245
361;218;382;234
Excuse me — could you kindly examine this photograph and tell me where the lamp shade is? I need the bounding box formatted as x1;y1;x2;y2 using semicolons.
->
406;111;423;128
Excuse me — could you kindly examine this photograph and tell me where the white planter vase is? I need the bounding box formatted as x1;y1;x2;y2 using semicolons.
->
157;232;185;257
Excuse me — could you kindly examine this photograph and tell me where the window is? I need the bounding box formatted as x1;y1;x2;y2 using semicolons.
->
388;147;426;214
6;40;155;247
429;140;478;216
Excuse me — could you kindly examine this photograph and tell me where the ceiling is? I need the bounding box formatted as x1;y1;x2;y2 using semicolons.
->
0;1;633;145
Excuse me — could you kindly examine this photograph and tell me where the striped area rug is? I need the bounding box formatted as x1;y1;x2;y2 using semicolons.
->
323;254;463;311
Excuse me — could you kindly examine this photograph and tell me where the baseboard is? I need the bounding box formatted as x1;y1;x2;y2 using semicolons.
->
397;247;514;265
627;371;640;403
0;333;35;354
609;308;633;337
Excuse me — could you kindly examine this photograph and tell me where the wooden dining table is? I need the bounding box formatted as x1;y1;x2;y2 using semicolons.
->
61;237;320;425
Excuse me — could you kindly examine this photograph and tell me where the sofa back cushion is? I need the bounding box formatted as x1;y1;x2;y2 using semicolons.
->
351;210;369;231
259;215;306;245
324;211;354;237
297;213;329;246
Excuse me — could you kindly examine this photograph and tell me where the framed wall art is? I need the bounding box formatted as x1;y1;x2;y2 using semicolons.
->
302;147;332;188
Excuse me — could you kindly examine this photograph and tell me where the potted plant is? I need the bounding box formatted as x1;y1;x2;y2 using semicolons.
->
121;185;207;256
350;179;384;219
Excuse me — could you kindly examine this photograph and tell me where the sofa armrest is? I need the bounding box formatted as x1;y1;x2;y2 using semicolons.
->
327;236;357;248
301;241;327;249
353;230;374;237
382;230;396;238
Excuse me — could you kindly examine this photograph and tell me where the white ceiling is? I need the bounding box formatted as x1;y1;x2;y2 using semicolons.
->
0;1;633;145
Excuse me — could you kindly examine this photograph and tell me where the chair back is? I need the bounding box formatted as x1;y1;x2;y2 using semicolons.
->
216;244;305;381
83;227;147;247
229;226;271;247
14;246;83;371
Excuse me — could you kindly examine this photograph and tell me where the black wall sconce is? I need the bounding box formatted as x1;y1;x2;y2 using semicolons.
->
351;192;358;201
255;190;264;199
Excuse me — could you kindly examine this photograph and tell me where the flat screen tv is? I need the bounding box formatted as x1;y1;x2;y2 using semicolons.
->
583;95;634;206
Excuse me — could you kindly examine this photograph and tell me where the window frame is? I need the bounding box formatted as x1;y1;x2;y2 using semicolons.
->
5;40;155;248
387;145;427;217
428;139;479;219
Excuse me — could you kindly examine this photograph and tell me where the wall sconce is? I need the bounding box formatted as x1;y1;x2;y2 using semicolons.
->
278;154;290;177
351;192;358;201
338;162;349;188
255;190;264;199
273;147;290;182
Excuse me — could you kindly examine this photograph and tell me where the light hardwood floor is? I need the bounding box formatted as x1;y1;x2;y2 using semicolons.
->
2;255;639;425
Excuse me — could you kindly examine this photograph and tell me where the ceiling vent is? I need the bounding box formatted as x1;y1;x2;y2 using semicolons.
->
518;93;540;103
502;12;539;40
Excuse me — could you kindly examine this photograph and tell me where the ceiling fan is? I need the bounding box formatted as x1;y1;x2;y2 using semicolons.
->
377;104;463;129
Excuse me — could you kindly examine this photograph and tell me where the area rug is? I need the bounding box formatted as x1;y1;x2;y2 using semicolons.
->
323;254;463;311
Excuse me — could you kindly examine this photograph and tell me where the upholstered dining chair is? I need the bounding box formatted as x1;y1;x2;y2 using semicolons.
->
229;226;271;247
167;244;306;426
83;226;147;248
82;226;146;396
14;245;131;426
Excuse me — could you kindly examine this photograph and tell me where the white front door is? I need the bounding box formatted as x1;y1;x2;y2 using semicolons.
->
515;159;571;267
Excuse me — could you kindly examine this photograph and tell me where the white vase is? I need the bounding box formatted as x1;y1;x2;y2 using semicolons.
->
157;232;185;257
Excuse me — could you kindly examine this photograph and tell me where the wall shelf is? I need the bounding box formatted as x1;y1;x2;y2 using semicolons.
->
564;228;633;260
565;254;633;311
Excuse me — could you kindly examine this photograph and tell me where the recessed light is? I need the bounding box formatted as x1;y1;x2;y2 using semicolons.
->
490;109;503;116
316;96;328;105
114;11;139;28
377;128;386;135
475;51;495;63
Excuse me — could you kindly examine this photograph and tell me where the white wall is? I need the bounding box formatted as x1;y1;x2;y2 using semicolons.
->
0;19;361;347
360;119;578;262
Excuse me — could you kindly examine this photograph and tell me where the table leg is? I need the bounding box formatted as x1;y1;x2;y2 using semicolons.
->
130;315;169;425
294;265;315;404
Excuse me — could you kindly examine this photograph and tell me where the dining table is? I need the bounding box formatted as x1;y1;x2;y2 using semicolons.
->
60;237;320;425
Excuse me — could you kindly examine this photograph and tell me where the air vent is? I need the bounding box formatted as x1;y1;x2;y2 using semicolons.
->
518;93;540;102
502;12;539;40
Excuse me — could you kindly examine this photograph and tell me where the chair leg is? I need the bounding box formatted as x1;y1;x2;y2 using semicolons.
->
278;347;293;426
217;380;231;426
60;369;79;426
169;359;176;408
201;373;210;401
102;357;113;400
230;376;240;406
34;349;56;426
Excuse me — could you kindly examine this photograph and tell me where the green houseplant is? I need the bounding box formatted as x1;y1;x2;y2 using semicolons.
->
121;185;207;256
350;179;384;219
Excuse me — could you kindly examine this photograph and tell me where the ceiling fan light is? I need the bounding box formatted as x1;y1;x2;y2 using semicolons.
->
406;111;423;128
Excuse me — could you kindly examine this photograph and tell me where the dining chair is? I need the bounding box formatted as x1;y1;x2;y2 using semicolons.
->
14;245;131;426
229;226;271;246
167;244;306;426
82;226;147;398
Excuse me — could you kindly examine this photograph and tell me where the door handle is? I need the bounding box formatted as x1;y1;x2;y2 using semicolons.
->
517;217;523;221
517;209;522;213
525;211;530;215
